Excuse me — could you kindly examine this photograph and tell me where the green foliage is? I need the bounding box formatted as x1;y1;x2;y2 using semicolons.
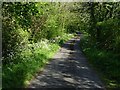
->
79;2;120;88
80;35;120;88
96;18;120;52
2;33;74;88
2;2;77;88
45;15;59;39
2;2;76;64
3;2;120;88
2;2;38;64
3;40;59;88
50;33;74;45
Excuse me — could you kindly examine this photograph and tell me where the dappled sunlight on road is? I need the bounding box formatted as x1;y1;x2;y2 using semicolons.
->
28;36;105;89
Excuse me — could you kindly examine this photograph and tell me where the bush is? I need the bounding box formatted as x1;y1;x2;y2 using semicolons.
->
80;36;120;88
2;40;60;88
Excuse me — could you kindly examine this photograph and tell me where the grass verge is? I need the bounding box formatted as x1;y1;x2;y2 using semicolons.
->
79;35;120;89
2;33;74;88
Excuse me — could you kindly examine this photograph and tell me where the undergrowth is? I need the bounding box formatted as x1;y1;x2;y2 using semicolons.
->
2;33;74;88
80;35;120;89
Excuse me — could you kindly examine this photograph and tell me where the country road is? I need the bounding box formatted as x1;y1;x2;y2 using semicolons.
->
28;35;105;89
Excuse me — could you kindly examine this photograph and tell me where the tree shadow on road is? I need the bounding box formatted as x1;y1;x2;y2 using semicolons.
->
29;37;104;89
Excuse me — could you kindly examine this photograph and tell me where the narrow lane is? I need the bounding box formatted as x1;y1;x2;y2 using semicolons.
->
28;35;105;89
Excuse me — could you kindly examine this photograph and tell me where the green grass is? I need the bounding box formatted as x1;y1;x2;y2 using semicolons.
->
2;33;74;88
80;36;120;88
3;43;59;88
